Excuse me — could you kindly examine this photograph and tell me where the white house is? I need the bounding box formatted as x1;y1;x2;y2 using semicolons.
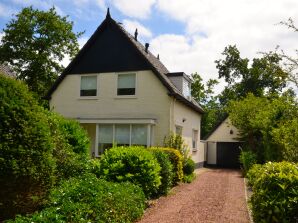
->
46;9;205;167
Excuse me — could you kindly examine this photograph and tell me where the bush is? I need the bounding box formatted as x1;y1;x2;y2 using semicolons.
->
239;150;257;176
183;158;195;175
47;112;90;181
248;162;298;223
8;174;145;223
152;147;183;184
246;164;262;187
99;146;161;198
149;148;174;196
183;173;196;183
0;75;55;220
163;133;189;159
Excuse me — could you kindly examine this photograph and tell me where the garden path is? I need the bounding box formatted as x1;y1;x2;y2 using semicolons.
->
138;168;250;223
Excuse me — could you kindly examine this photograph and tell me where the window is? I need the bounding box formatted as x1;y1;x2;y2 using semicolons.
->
175;125;182;135
117;73;136;95
80;76;97;96
115;124;130;146
131;124;147;146
192;129;198;150
98;124;113;154
97;124;151;155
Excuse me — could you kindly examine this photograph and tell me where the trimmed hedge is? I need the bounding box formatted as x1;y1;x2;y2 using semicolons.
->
8;174;145;223
248;162;298;223
151;147;183;184
239;150;257;176
149;148;174;196
183;157;195;175
99;146;161;198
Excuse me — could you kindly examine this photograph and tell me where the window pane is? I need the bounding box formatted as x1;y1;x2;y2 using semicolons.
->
131;124;147;145
192;130;198;149
98;124;113;143
81;76;97;96
81;76;97;90
115;124;130;145
176;126;182;135
118;74;135;88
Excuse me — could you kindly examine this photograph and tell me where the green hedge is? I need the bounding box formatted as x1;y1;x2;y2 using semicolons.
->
0;75;56;220
99;146;161;198
239;150;257;176
8;174;145;223
152;147;183;184
149;148;174;196
183;157;195;175
248;162;298;223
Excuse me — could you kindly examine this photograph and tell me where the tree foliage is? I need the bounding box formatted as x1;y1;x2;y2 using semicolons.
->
227;93;298;162
0;7;82;101
191;73;223;137
216;45;289;105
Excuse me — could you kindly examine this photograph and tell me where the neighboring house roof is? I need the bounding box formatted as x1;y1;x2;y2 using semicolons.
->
46;9;204;114
202;114;229;140
0;64;16;78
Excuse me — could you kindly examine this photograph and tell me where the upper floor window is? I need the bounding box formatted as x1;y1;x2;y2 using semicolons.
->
117;73;136;95
80;76;97;96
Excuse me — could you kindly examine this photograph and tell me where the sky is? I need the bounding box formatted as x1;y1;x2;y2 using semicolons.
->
0;0;297;93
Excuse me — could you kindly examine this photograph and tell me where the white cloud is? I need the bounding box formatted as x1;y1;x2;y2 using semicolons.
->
149;0;298;93
123;19;152;39
11;0;65;15
111;0;156;19
0;3;16;18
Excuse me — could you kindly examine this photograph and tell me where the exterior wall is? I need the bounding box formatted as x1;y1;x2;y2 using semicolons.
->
207;117;240;142
171;99;203;167
207;141;217;164
50;70;171;147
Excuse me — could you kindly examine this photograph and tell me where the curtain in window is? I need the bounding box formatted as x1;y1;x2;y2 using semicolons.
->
131;124;147;145
81;76;97;96
98;125;113;143
117;74;136;95
115;124;130;144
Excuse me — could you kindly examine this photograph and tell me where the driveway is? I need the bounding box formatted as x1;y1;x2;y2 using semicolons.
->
138;169;250;223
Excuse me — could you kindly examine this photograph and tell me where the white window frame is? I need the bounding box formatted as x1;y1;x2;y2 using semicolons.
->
95;123;152;157
192;129;198;151
116;73;137;97
79;74;99;99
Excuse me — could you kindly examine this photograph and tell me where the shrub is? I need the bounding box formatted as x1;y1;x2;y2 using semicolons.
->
152;147;183;184
0;75;55;220
183;158;195;175
8;174;145;223
248;162;298;223
239;150;257;176
99;146;161;198
163;133;189;159
47;112;90;181
246;164;262;187
149;148;174;196
183;173;196;183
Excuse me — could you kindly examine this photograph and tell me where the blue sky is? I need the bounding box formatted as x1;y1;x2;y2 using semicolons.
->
0;0;297;92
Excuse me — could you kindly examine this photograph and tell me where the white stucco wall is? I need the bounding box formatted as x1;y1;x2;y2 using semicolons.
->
171;99;204;166
50;70;171;146
206;117;240;142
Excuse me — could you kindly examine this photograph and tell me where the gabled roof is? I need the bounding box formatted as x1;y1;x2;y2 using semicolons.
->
202;114;229;140
46;9;204;114
0;64;16;78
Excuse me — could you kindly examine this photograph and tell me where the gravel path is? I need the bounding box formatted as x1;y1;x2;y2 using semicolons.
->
138;169;250;223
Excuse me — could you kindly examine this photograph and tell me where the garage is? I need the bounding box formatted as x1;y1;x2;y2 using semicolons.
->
204;117;243;168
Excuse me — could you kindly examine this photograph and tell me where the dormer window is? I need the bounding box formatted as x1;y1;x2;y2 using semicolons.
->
80;76;97;96
117;73;136;95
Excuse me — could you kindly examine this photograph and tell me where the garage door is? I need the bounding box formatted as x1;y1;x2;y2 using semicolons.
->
216;142;242;168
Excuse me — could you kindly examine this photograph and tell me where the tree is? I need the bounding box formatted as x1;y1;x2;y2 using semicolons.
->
278;18;298;88
215;45;289;105
190;73;223;137
227;93;298;162
0;7;82;102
